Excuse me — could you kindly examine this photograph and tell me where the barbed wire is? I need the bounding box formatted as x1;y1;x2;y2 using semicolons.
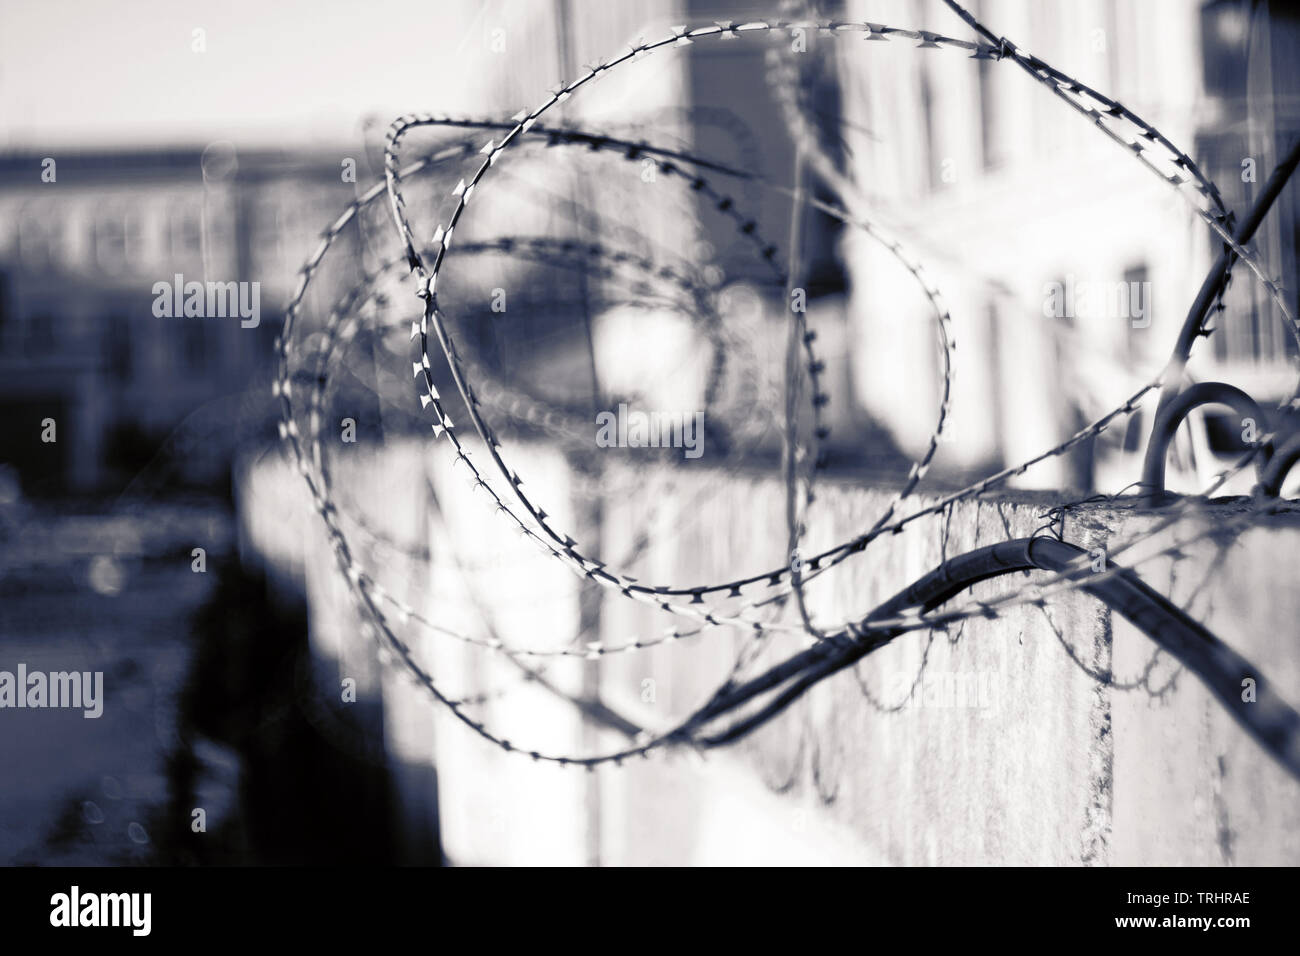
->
266;7;1300;775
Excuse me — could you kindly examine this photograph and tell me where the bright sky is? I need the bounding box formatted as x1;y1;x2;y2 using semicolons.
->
0;0;543;149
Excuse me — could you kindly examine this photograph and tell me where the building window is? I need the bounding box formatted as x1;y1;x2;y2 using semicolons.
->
18;210;60;271
94;212;126;271
124;210;149;267
1200;0;1249;105
975;1;1005;173
920;64;940;192
169;204;203;260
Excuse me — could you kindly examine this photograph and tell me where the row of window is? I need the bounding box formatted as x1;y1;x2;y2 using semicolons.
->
8;203;208;273
3;189;325;276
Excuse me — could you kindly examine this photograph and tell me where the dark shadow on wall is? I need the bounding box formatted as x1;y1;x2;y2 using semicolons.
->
155;559;444;866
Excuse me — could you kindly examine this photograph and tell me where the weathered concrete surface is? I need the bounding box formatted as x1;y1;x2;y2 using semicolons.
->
239;442;1300;865
598;466;1117;865
1107;514;1300;865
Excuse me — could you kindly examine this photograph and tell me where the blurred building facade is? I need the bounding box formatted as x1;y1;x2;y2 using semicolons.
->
0;0;849;496
839;0;1300;493
0;148;361;493
7;1;1294;498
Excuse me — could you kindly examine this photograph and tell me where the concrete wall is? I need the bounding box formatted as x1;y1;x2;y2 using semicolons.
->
238;440;1300;865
